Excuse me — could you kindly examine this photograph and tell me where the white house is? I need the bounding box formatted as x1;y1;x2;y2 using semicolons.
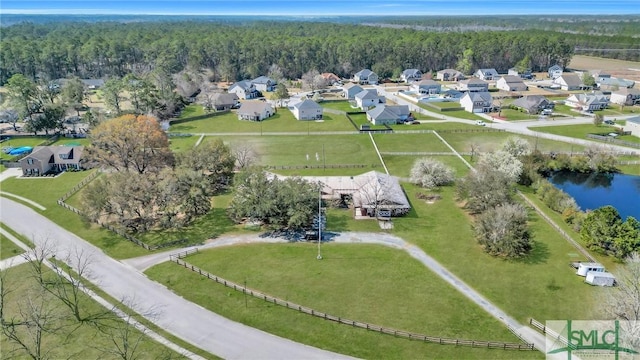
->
474;68;499;81
410;80;441;95
436;69;464;82
576;262;605;277
626;116;640;137
548;64;563;79
460;92;493;113
228;80;260;99
610;88;640;106
237;101;274;121
366;105;410;125
565;93;609;112
553;74;585;91
355;89;384;110
354;69;379;85
496;75;528;92
508;68;533;79
400;69;422;83
292;99;323;120
457;78;489;92
251;76;277;92
342;83;364;99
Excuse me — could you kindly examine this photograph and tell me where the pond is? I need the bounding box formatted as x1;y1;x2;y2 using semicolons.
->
548;171;640;220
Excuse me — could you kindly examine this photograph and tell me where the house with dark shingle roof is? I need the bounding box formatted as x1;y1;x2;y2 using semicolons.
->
354;69;379;85
209;93;239;110
474;68;499;81
460;92;493;113
228;80;260;99
565;93;609;112
366;105;410;125
400;69;422;83
436;69;464;82
251;76;277;92
342;83;364;100
237;101;274;121
355;89;385;110
292;99;323;120
20;146;84;176
511;95;554;114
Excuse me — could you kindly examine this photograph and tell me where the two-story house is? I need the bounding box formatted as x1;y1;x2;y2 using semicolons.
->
355;89;385;110
20;146;84;176
292;99;323;120
565;93;609;112
610;88;640;106
548;65;563;79
410;80;441;95
228;80;260;99
400;69;422;83
354;69;379;85
460;92;493;113
457;78;489;92
436;69;465;82
508;68;533;79
251;76;277;92
474;68;499;81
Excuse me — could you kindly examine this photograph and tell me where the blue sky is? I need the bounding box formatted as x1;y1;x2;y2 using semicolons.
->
1;0;638;15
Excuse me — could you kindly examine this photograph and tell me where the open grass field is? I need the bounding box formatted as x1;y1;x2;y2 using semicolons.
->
51;137;91;146
0;231;25;260
1;263;186;360
383;155;471;179
426;101;464;110
491;108;538;121
443;110;487;121
373;132;452;153
392;184;604;323
0;171;152;259
170;105;354;133
438;130;586;153
0;136;50;161
530;123;640;144
145;244;541;360
168;135;199;152
321;100;357;112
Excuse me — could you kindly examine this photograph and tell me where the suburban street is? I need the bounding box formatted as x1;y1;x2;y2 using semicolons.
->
0;197;353;360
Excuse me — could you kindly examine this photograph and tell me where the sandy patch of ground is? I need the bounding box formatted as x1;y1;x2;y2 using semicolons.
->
569;55;640;82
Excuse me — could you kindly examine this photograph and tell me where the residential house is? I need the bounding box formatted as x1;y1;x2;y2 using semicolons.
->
342;83;364;99
626;116;640;137
209;93;239;110
228;80;260;99
508;68;533;79
251;76;277;92
565;93;609;112
496;75;528;92
598;77;635;90
354;69;379;85
548;64;564;79
20;146;84;176
292;99;323;120
474;68;499;81
80;79;105;89
610;88;640;106
355;89;385;110
436;69;465;82
553;74;586;91
237;101;274;121
589;70;611;82
457;78;489;92
460;92;493;113
511;95;554;114
321;73;341;85
410;80;441;95
400;69;422;83
366;105;410;125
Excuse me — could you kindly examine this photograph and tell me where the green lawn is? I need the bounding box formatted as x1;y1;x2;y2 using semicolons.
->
1;263;188;360
170;106;354;133
550;104;579;117
145;244;541;360
51;137;91;146
0;171;152;259
0;136;50;161
439;131;586;153
444;110;487;121
373;132;452;153
169;135;199;152
321;100;357;112
494;108;538;121
0;231;25;259
530;124;640;144
383;155;471;179
426;101;464;110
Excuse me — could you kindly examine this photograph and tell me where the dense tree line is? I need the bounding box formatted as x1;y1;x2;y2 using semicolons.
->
0;21;582;85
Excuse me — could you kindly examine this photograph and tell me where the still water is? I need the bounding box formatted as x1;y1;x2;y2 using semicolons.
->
548;171;640;220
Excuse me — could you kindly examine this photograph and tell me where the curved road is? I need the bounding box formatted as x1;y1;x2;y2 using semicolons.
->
0;197;352;360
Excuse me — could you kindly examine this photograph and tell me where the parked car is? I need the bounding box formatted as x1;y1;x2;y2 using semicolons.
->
608;133;619;138
475;120;486;126
604;120;615;125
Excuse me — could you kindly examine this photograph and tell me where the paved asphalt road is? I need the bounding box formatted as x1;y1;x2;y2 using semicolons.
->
0;197;353;360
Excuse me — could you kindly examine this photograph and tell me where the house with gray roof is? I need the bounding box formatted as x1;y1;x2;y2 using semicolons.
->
508;68;533;79
598;77;635;90
457;78;489;92
354;69;379;85
20;145;84;176
436;69;464;82
342;83;364;100
553;74;586;91
355;89;385;110
496;75;528;92
400;69;422;83
548;65;563;79
610;88;640;106
474;68;499;81
625;116;640;137
511;95;554;114
209;93;239;110
251;76;277;92
565;93;609;112
366;105;410;125
228;80;260;99
460;92;493;113
410;80;441;95
80;79;105;89
292;99;323;120
237;101;274;121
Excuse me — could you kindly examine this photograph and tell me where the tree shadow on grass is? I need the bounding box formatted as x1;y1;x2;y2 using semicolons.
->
511;240;550;265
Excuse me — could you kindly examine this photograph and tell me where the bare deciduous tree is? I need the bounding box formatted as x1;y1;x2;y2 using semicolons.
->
232;143;259;170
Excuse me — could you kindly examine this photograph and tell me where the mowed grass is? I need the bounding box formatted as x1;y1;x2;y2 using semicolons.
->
392;184;603;323
383;155;471;179
0;136;50;161
373;133;452;153
439;131;586;153
0;171;152;259
493;108;538;121
322;100;357;112
145;244;541;360
1;263;187;360
203;134;382;167
51;137;91;146
170;105;354;133
531;123;640;144
168;135;199;152
0;231;25;259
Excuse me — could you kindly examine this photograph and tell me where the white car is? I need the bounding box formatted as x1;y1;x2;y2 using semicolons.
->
475;120;486;126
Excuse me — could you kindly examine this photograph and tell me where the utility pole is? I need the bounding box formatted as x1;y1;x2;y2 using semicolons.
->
317;186;323;260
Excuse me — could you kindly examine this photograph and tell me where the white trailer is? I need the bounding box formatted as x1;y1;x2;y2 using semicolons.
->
577;262;605;277
585;271;616;287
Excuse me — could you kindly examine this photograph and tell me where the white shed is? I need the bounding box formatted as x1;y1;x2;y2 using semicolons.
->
577;262;605;277
585;271;616;287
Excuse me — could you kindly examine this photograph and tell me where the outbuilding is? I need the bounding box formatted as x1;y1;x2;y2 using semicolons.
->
585;271;616;287
576;262;605;277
